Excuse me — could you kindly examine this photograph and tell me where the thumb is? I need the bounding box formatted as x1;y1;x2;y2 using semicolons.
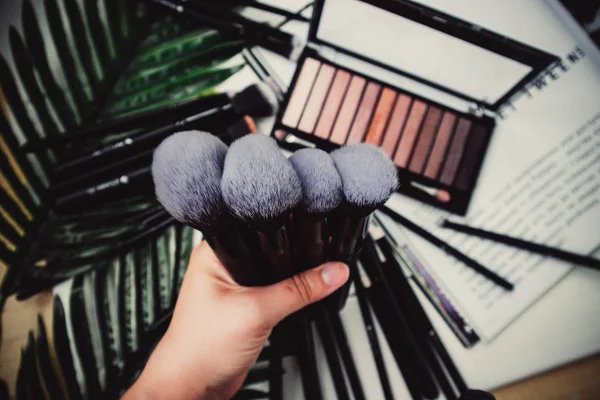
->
253;262;349;326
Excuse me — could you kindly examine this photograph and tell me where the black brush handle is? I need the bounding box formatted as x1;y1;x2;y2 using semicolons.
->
380;207;514;291
206;226;265;287
315;311;350;400
254;223;295;284
53;168;152;211
293;215;328;271
442;219;600;270
328;310;367;400
376;236;467;398
295;317;324;400
360;237;439;400
353;263;395;400
328;213;371;309
55;107;238;181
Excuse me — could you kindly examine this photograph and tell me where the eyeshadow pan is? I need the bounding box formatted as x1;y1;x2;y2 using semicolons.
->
440;118;472;185
282;58;321;128
346;81;381;143
314;69;352;139
424;112;457;180
454;124;488;190
298;64;336;133
409;106;442;174
330;75;366;144
394;100;427;167
380;94;412;157
365;87;397;146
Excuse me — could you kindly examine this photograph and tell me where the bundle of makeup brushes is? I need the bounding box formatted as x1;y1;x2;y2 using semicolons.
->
152;130;496;400
152;132;397;297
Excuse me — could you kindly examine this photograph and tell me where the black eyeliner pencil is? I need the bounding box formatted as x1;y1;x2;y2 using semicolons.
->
380;207;514;291
441;219;600;270
353;264;394;400
375;234;467;397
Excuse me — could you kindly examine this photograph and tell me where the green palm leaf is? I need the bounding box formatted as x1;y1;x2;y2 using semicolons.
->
22;0;80;127
0;0;316;398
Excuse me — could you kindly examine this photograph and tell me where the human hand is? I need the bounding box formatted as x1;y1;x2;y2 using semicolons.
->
123;241;349;400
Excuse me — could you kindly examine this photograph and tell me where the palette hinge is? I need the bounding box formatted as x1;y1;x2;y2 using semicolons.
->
467;104;489;118
311;44;337;62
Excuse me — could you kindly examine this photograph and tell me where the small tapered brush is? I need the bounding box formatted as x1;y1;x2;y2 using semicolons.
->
330;143;398;264
328;143;398;309
289;148;343;271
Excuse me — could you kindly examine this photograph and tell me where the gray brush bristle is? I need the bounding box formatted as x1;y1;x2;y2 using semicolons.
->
232;83;278;117
331;144;398;208
289;149;342;214
152;130;228;231
221;134;302;221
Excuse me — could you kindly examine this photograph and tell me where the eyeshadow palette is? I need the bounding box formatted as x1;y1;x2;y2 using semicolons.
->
271;0;558;214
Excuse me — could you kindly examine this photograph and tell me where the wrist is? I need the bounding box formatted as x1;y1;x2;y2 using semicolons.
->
124;335;222;400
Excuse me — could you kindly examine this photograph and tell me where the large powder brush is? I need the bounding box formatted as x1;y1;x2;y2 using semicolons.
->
221;134;302;282
152;130;264;286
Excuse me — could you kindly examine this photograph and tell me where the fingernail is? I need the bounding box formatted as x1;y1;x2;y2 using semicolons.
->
321;263;349;287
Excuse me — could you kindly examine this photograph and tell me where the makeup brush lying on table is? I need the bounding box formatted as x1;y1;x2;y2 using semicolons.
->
53;119;257;210
51;116;257;196
152;130;265;286
23;82;278;153
440;219;600;270
52;83;277;180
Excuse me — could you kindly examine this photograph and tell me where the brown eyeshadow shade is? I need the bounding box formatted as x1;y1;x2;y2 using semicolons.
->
454;124;487;190
380;94;412;157
329;76;366;144
314;70;352;139
394;100;427;167
346;82;381;143
282;58;321;128
364;87;397;146
440;118;472;185
298;64;336;133
424;112;457;180
409;106;442;174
